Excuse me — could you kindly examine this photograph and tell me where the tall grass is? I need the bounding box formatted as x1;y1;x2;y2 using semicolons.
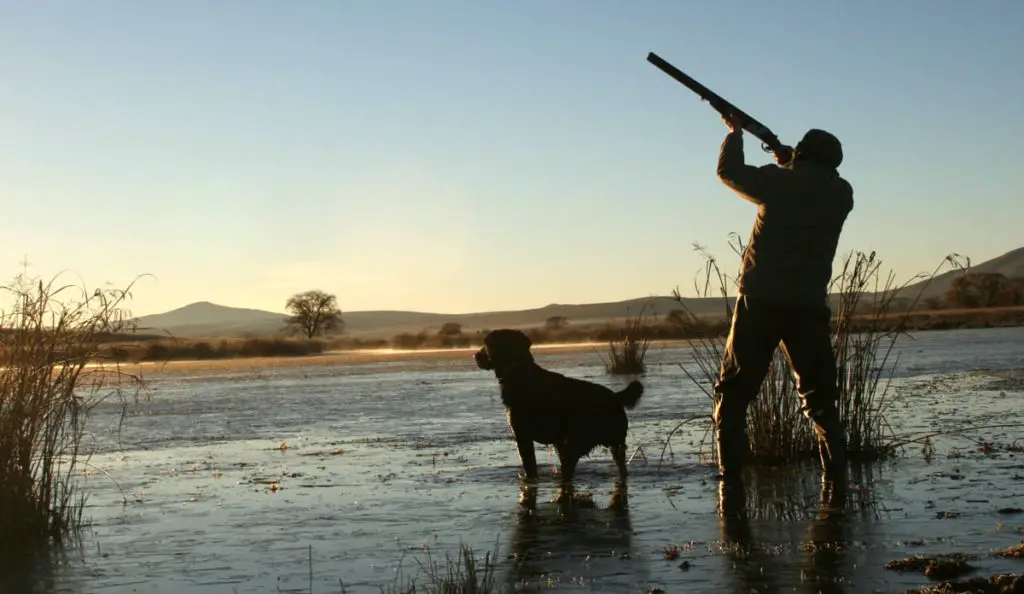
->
675;234;959;465
0;272;143;561
601;304;653;376
376;544;498;594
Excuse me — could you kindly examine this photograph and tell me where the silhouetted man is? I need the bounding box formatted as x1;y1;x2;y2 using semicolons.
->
713;113;853;483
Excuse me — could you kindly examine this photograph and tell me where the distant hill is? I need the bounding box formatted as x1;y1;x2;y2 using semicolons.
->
133;295;724;339
134;246;1024;339
898;246;1024;301
134;301;287;337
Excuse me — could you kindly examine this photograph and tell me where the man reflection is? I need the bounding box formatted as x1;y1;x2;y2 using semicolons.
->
801;479;849;594
717;472;850;594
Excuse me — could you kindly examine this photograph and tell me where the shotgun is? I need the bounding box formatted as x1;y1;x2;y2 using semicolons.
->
647;51;788;158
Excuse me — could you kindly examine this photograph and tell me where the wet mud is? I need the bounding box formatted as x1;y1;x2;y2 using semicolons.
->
1;327;1023;593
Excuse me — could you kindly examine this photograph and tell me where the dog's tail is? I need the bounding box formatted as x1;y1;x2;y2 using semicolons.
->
615;380;644;410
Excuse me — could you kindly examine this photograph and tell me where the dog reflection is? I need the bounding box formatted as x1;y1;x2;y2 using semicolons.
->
718;474;850;594
504;480;646;590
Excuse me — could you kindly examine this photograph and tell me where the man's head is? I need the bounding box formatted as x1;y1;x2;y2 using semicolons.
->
794;129;843;170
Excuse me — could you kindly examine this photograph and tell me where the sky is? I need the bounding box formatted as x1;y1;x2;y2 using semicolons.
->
2;1;1022;317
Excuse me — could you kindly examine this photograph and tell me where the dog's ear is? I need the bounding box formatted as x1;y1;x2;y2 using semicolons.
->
474;348;493;370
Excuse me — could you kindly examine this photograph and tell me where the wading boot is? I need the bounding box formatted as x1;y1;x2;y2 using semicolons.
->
714;396;749;482
812;410;848;484
715;424;749;483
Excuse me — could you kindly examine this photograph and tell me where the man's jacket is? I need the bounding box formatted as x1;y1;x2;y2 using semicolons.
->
717;131;854;307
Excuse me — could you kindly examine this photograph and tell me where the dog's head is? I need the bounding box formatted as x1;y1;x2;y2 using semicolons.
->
474;329;534;378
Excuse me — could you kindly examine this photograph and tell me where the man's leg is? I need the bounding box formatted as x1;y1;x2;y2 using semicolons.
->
713;295;782;480
779;305;848;481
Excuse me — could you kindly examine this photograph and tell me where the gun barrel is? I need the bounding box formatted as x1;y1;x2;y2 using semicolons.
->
646;52;783;153
646;53;726;108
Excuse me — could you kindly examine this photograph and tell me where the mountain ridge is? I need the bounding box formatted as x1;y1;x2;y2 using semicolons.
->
134;246;1024;339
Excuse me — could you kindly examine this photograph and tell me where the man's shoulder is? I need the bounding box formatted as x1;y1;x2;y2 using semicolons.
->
833;174;854;211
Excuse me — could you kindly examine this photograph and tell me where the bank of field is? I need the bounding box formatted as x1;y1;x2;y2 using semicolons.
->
94;305;1024;370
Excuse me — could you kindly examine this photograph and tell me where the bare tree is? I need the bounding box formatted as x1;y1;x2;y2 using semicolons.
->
664;309;687;326
438;322;463;336
544;316;568;331
284;290;344;338
946;273;1023;308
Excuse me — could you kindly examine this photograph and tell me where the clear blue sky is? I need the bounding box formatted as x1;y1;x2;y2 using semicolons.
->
2;1;1021;316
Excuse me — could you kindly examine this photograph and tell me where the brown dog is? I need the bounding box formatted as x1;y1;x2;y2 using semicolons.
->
474;329;644;483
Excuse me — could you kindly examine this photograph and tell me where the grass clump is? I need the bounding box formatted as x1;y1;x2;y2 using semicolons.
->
674;234;959;465
884;553;978;581
0;271;144;561
374;544;498;594
601;305;653;376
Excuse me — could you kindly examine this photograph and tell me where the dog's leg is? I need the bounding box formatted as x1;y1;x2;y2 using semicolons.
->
556;445;579;485
515;435;538;481
611;444;628;481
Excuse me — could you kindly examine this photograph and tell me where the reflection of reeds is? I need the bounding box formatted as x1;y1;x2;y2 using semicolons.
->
0;273;145;562
601;305;653;376
741;463;883;522
674;234;960;465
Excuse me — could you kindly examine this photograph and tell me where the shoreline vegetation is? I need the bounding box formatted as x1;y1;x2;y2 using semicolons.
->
94;304;1024;367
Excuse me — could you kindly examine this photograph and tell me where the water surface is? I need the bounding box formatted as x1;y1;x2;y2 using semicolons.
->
6;327;1024;593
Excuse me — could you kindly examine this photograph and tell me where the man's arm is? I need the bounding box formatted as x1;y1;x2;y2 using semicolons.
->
716;131;775;205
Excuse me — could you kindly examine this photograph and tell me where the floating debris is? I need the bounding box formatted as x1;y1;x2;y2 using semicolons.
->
885;554;977;581
992;541;1024;558
902;573;1024;593
248;476;280;485
298;448;346;457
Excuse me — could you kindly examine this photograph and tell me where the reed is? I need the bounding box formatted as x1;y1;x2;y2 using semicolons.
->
601;304;653;376
378;544;498;594
674;234;959;465
0;271;144;561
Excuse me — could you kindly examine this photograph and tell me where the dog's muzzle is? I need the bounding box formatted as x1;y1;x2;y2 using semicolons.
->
474;348;493;370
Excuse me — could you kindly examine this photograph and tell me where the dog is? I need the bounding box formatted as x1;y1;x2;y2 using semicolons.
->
474;329;644;483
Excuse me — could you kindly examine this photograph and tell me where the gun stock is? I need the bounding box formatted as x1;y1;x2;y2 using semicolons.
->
647;52;784;154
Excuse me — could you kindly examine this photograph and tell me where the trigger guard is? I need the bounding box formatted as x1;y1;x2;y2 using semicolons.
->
760;142;773;153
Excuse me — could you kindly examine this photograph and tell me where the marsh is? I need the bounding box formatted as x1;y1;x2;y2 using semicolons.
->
6;327;1023;593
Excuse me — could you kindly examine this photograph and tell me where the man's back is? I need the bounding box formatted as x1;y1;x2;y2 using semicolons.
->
716;131;854;306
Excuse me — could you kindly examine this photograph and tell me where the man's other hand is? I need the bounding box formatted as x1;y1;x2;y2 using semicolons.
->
722;113;743;134
774;146;794;166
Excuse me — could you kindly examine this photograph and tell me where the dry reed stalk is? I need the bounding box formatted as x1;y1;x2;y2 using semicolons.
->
602;304;654;376
0;271;145;561
671;234;961;465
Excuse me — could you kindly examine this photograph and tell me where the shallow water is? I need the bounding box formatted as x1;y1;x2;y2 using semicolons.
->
4;327;1024;594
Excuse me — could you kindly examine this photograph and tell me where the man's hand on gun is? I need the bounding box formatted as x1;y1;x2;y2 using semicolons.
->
722;112;793;166
721;113;743;134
